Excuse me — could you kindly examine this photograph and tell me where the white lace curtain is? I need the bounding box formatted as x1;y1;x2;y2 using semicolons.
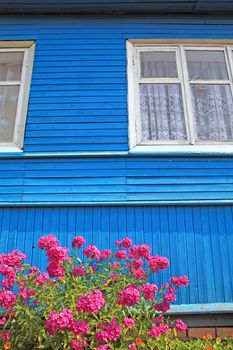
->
140;59;233;142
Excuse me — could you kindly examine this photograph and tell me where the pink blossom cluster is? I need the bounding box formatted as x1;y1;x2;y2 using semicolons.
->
129;244;151;260
148;323;170;338
170;275;189;287
114;250;127;260
117;285;140;306
83;244;100;260
34;272;49;285
99;249;112;260
131;267;147;280
140;283;158;301
148;255;169;273
76;289;105;314
70;337;88;350
0;290;16;309
72;235;86;249
0;250;26;291
154;300;171;313
175;319;187;331
45;308;90;337
72;266;86;277
122;317;135;328
95;318;122;344
38;235;69;278
38;234;59;251
18;287;35;302
115;237;132;249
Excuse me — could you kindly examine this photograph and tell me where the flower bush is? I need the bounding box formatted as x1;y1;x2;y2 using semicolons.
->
0;235;191;349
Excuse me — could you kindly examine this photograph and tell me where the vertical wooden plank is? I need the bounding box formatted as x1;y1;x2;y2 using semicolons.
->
192;206;206;304
216;206;233;302
176;206;189;304
200;207;216;303
184;207;198;304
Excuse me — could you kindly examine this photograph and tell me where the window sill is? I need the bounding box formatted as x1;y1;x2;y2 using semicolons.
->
129;144;233;156
0;144;23;153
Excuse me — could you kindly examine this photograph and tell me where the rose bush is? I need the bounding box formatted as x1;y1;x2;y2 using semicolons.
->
0;235;190;349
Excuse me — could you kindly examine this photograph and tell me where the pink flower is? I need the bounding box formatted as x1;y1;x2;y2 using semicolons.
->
70;321;90;335
148;255;169;273
154;315;164;323
131;258;143;269
0;250;26;268
110;262;121;269
34;272;49;286
129;342;137;350
46;262;65;278
95;318;121;344
175;319;187;331
0;291;16;309
76;289;105;314
72;236;86;249
2;331;10;340
29;266;40;274
72;266;85;277
129;244;151;260
154;300;170;313
148;323;170;338
18;288;35;302
83;245;100;260
122;318;135;328
117;286;140;307
99;249;112;260
47;246;69;264
131;267;147;280
45;309;75;335
164;292;176;303
115;238;132;249
69;337;88;350
170;275;189;287
96;345;112;350
114;250;127;260
0;317;6;325
38;234;59;251
140;283;158;301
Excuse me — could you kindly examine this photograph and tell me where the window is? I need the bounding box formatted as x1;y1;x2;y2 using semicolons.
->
127;42;233;151
0;42;35;151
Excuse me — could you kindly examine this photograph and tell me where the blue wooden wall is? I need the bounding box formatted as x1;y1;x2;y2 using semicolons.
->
0;205;233;306
0;15;231;153
0;15;233;309
1;156;233;205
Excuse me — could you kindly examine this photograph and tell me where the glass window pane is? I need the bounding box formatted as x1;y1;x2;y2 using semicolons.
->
0;86;19;143
191;84;233;141
139;83;187;141
140;51;178;78
0;52;24;81
186;50;228;80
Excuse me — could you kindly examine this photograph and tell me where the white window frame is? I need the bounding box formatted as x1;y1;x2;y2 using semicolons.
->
0;41;35;152
127;40;233;153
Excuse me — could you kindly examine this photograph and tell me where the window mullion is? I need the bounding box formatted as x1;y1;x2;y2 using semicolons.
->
180;46;196;145
225;46;233;104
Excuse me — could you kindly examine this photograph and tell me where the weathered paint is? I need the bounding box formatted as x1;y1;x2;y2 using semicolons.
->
0;205;233;306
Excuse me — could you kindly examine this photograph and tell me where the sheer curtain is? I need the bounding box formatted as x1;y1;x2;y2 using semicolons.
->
0;54;23;143
188;50;233;142
140;50;233;143
140;58;187;142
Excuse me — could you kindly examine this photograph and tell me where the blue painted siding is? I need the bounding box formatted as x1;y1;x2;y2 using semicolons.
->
1;156;233;205
0;205;232;306
0;16;233;153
